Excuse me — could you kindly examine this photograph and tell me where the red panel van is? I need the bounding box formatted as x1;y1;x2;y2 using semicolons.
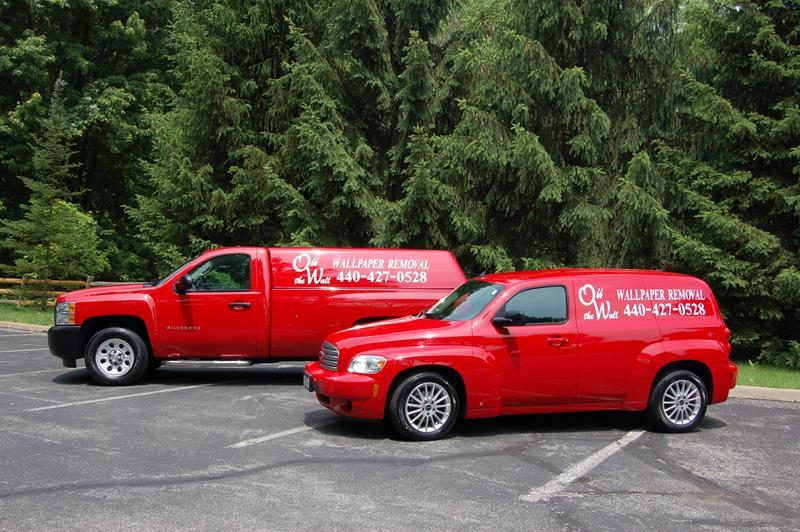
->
304;269;738;439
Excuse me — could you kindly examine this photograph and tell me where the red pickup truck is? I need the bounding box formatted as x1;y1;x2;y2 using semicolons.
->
304;269;738;439
47;247;465;385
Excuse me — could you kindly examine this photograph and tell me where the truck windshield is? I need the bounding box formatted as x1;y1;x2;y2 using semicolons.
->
424;280;504;321
144;257;196;287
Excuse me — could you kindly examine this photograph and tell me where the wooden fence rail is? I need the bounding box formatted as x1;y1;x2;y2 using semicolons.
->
0;277;140;306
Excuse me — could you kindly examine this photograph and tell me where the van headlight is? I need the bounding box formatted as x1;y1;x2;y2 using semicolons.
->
347;355;387;374
54;302;76;325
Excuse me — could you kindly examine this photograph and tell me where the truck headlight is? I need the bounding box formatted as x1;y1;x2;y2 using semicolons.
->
347;355;387;374
54;302;76;325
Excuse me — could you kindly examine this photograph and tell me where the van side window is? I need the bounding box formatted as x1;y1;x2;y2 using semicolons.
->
504;286;567;324
188;254;251;291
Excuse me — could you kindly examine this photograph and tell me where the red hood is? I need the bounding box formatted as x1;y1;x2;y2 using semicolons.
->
326;315;473;358
60;284;150;301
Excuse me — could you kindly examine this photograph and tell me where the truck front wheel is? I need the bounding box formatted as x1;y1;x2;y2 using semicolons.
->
388;371;459;441
84;327;150;386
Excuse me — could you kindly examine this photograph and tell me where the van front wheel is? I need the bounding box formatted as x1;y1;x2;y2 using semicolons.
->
388;372;459;441
84;327;150;386
648;370;708;432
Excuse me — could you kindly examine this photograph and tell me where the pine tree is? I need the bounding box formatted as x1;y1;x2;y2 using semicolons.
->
0;1;173;279
375;0;681;274
1;75;107;307
656;0;800;365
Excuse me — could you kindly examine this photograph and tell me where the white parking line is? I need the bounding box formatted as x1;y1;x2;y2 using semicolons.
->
0;334;41;338
0;348;51;354
0;368;64;378
520;429;646;503
0;390;63;404
228;421;337;448
25;379;244;412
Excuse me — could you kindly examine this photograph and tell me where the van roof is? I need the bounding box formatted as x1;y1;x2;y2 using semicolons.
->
479;268;693;285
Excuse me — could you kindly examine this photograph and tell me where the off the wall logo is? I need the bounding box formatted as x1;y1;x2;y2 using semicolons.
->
292;253;331;285
578;283;619;320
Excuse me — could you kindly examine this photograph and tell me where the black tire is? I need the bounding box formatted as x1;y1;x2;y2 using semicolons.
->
647;369;708;433
388;371;459;441
84;327;150;386
142;358;161;378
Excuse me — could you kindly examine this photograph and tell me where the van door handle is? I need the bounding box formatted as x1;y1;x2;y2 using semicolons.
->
229;301;251;310
546;336;568;347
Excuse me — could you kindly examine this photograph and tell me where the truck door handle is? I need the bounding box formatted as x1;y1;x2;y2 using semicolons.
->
228;301;251;310
546;336;568;347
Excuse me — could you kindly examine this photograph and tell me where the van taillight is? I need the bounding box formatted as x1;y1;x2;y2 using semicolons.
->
723;327;732;356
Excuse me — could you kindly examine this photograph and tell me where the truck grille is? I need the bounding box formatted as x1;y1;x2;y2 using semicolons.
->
319;341;339;371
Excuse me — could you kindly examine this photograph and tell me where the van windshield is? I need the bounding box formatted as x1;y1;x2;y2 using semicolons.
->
424;280;504;321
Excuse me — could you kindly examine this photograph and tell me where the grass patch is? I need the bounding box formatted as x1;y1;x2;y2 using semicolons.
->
0;303;53;326
736;362;800;390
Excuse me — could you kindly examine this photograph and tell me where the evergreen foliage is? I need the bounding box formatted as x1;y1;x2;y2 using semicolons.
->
1;0;798;364
657;0;800;366
1;76;108;307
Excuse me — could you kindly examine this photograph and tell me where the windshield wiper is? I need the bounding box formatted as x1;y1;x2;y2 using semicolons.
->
424;311;443;320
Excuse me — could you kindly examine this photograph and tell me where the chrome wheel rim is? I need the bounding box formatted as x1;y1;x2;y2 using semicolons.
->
404;382;452;433
95;338;135;378
661;379;702;426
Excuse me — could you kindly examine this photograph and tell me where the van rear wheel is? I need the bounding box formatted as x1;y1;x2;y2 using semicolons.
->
388;372;459;441
648;370;708;432
84;327;150;386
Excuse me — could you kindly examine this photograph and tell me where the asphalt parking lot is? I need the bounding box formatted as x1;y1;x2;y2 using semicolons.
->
1;326;798;531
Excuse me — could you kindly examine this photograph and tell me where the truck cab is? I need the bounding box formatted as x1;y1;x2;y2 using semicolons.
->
47;247;465;385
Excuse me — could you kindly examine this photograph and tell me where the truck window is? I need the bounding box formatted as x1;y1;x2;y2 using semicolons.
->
188;254;251;292
503;286;567;324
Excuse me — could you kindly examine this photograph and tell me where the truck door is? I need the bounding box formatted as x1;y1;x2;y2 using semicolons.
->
157;252;266;359
494;283;578;406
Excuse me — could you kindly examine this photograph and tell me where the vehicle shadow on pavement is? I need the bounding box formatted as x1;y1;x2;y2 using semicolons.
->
308;410;728;441
51;366;307;387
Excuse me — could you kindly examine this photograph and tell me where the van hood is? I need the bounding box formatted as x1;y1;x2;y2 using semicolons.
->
325;314;472;356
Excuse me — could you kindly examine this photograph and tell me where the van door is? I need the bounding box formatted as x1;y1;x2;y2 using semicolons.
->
157;252;265;359
493;283;578;406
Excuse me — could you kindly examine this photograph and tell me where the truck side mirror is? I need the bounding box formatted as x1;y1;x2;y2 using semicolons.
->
174;275;193;294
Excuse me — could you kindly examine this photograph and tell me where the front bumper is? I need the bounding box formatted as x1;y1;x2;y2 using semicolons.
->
47;325;84;368
304;362;386;420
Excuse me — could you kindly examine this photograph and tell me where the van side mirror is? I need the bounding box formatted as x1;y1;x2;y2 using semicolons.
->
492;316;514;328
174;275;193;294
492;310;525;328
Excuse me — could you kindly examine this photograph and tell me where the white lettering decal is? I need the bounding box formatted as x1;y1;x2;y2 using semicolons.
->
292;253;331;285
578;283;619;321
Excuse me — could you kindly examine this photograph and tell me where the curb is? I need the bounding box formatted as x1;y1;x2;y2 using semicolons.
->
0;321;49;333
730;385;800;403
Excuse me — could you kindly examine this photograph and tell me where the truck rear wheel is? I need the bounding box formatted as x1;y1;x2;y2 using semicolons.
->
388;371;459;441
84;327;150;386
648;369;708;433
